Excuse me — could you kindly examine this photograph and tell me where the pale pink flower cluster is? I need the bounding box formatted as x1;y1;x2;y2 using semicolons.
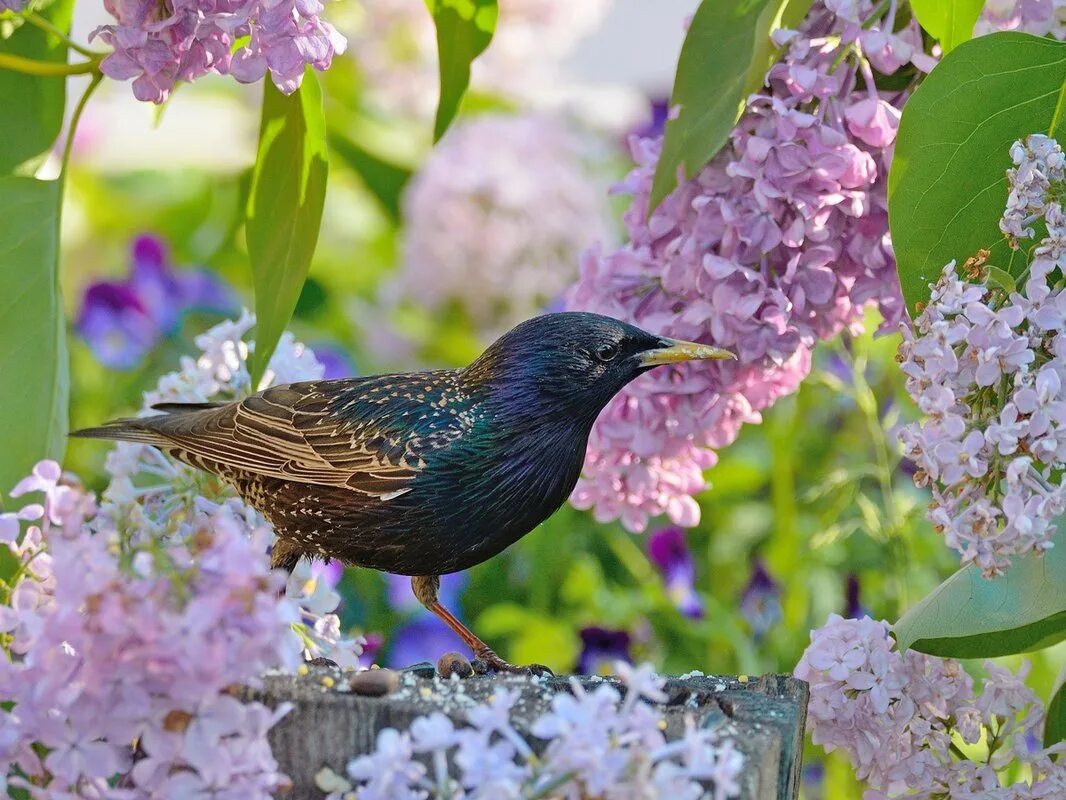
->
102;311;365;665
92;0;347;103
796;614;1066;799
976;0;1066;38
317;662;743;800
384;114;611;342
898;136;1066;575
0;460;300;797
345;0;613;117
568;0;911;531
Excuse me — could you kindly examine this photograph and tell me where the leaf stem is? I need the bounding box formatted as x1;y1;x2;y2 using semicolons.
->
60;72;103;183
0;51;102;77
24;12;101;58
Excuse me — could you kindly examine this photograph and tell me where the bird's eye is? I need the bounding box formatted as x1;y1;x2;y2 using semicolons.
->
595;343;620;362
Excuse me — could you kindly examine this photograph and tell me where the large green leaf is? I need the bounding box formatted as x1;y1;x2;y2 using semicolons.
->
888;33;1066;313
648;0;811;212
1045;662;1066;748
328;132;412;222
246;71;329;388
425;0;498;142
0;177;67;499
0;0;74;174
894;528;1066;658
910;0;984;54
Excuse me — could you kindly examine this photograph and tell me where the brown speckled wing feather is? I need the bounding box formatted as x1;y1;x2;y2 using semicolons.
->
146;372;470;500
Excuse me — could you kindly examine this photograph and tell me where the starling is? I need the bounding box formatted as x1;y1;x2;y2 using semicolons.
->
73;312;733;673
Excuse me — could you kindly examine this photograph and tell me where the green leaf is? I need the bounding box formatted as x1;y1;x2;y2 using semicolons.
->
0;176;67;499
649;0;811;212
888;32;1066;313
246;71;329;388
425;0;498;142
328;132;412;222
894;527;1066;658
1045;662;1066;747
910;0;984;54
0;0;74;174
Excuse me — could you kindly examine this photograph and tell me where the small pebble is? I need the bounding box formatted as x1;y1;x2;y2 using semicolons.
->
348;668;400;696
296;664;309;677
737;675;749;684
321;676;335;689
437;651;473;679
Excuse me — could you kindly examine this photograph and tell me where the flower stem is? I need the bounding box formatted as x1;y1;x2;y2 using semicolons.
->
0;51;101;77
60;72;103;182
24;12;101;58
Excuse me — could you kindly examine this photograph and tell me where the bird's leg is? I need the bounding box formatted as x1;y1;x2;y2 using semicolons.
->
411;575;553;676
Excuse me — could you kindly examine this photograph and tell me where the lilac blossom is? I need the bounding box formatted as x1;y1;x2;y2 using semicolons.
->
977;0;1066;37
0;0;28;15
647;525;705;618
100;311;365;665
92;0;346;103
739;558;782;638
575;626;632;675
0;461;301;796
381;114;611;345
898;135;1066;575
567;0;908;532
796;614;1066;798
77;234;236;370
318;662;743;800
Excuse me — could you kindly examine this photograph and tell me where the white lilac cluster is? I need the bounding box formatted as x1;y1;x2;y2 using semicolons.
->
567;0;915;531
101;310;365;664
898;136;1066;575
0;461;300;797
344;0;613;118
316;663;743;800
378;113;611;347
796;615;1066;799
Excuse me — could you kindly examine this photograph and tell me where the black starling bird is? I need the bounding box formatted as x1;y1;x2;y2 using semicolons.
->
74;312;733;673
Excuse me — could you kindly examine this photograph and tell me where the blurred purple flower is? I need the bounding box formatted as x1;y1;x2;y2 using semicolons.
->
629;98;670;141
358;632;384;669
739;559;782;639
76;282;158;370
77;234;237;370
575;626;631;675
646;525;704;618
386;616;466;669
386;572;465;612
309;342;357;379
843;574;867;619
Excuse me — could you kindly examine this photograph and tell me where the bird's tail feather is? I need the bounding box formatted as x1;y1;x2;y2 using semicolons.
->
69;418;167;446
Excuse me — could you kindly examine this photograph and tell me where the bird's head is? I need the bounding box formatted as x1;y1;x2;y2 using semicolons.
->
465;312;735;423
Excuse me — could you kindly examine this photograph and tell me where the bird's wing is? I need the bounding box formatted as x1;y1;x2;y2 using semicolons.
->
148;371;472;499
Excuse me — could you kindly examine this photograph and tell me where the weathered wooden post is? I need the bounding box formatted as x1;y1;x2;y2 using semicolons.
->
247;665;809;800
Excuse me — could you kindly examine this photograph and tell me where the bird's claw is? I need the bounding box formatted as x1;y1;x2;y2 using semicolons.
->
472;651;554;677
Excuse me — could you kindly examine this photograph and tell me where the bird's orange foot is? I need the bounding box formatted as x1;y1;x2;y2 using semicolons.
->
472;648;554;677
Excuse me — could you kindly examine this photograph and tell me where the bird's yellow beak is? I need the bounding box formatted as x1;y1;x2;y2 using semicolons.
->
639;337;736;367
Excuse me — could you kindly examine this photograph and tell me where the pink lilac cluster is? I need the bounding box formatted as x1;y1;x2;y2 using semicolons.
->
384;114;610;343
0;460;301;797
898;135;1066;576
315;662;743;800
976;0;1066;37
102;310;366;665
92;0;347;103
796;614;1066;798
345;0;613;118
567;0;917;531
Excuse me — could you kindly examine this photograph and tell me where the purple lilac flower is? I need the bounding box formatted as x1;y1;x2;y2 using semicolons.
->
629;98;671;142
311;558;344;589
357;632;383;668
0;0;28;12
575;626;632;675
92;0;346;103
739;559;782;639
646;525;704;618
77;234;237;370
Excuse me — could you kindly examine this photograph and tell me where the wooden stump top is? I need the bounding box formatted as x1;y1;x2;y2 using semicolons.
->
247;666;809;800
